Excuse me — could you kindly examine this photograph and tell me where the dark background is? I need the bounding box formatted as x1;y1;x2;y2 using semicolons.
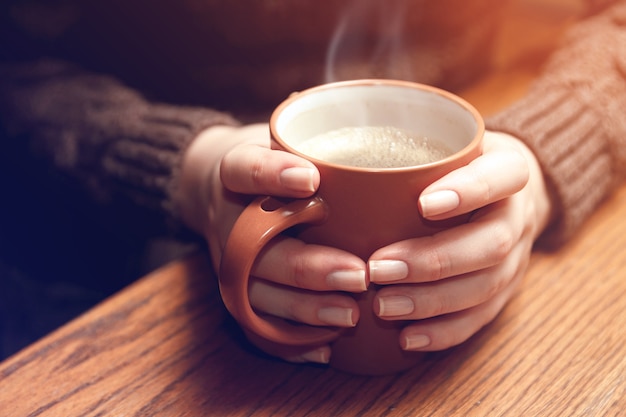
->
0;137;195;360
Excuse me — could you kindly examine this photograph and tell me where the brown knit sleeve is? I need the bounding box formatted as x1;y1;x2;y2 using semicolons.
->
486;1;626;248
0;59;239;225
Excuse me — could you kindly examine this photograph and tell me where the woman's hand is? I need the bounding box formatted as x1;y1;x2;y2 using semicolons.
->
368;130;553;352
176;123;367;364
177;126;553;360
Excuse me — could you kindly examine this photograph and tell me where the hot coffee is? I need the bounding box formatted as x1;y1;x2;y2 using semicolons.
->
220;80;484;375
294;126;452;168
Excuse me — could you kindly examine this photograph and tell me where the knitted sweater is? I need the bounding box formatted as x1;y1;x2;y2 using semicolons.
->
488;1;626;246
1;0;625;247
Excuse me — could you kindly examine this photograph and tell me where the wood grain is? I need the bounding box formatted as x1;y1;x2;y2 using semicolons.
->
1;184;626;416
2;1;625;416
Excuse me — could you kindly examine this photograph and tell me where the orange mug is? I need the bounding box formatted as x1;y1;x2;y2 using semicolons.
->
220;79;484;375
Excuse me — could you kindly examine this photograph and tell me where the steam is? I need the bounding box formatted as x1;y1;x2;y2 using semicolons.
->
325;0;413;83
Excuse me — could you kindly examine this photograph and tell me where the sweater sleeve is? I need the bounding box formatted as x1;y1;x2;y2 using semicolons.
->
0;59;239;224
486;1;626;248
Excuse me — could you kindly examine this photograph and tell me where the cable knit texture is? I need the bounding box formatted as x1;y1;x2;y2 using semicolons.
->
487;1;626;247
0;60;239;223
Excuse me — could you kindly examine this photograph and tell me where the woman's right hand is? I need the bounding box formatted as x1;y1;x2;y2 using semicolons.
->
176;123;368;364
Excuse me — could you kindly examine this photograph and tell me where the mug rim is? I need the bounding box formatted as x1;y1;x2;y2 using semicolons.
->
269;79;484;173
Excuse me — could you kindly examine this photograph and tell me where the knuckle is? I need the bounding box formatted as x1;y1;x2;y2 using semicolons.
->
431;324;475;351
281;242;309;288
436;335;460;351
284;299;310;324
470;163;494;204
422;242;452;281
249;156;266;188
289;254;310;289
488;222;516;262
218;153;235;186
411;286;450;319
428;293;451;318
284;241;330;290
510;146;531;182
482;272;508;303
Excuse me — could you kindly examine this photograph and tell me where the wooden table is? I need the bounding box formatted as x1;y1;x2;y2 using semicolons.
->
2;183;626;416
3;1;625;415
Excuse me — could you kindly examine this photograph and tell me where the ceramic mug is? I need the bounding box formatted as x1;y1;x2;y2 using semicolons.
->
219;79;484;375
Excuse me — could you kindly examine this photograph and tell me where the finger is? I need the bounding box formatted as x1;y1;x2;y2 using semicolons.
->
249;279;359;328
243;329;332;365
373;240;530;320
418;132;529;220
282;346;332;364
369;200;519;284
397;268;523;351
220;144;320;198
252;235;368;293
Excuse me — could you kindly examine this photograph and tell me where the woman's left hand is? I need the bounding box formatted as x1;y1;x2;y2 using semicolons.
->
368;130;553;351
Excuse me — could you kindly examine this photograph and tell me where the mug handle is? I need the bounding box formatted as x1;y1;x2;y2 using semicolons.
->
219;195;343;346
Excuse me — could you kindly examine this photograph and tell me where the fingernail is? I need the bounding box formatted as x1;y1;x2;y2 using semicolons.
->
403;334;431;350
295;347;331;364
377;296;414;317
419;190;460;218
280;167;316;192
326;269;367;292
369;260;408;283
318;307;356;327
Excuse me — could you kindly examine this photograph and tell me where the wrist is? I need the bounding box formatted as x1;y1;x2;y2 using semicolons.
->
511;136;555;240
176;125;240;235
175;124;270;236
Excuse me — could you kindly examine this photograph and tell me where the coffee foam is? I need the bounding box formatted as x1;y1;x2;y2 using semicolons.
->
295;126;452;168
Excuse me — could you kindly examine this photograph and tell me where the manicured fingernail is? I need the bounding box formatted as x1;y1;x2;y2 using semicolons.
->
318;307;356;327
419;190;460;217
403;334;431;350
369;260;408;283
280;167;316;192
296;347;331;364
377;296;414;317
326;269;367;292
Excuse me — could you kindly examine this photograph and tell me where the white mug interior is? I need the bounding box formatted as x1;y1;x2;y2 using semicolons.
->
274;80;480;163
